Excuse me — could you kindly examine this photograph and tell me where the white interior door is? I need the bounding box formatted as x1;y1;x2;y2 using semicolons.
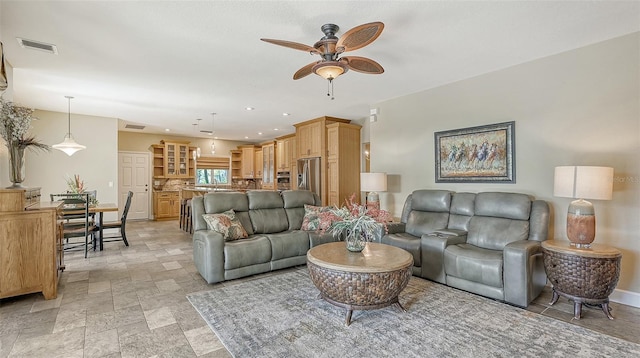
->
119;151;150;220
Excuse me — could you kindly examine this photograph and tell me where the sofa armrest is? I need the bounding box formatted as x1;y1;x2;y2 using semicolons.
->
421;233;467;283
370;222;405;243
192;230;226;284
503;240;546;307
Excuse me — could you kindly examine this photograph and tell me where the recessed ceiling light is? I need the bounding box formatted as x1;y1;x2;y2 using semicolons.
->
246;107;254;111
165;128;170;132
244;136;249;139
258;132;263;135
283;113;290;116
214;136;218;139
274;128;279;131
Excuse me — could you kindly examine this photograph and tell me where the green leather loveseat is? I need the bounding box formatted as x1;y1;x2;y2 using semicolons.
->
378;190;550;307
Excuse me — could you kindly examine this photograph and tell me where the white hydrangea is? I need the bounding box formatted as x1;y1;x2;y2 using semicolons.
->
0;98;36;145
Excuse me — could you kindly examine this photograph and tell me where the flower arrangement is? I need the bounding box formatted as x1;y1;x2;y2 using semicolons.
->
0;98;48;151
65;174;98;205
66;174;85;193
328;193;392;251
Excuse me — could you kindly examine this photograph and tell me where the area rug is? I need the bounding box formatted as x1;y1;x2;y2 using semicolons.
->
187;270;640;358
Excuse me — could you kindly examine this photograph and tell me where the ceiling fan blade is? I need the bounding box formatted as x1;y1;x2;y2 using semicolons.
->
293;61;318;80
260;38;319;54
341;56;384;74
336;22;384;53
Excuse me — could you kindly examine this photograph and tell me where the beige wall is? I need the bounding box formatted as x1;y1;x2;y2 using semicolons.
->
20;109;120;221
118;131;250;158
371;33;640;301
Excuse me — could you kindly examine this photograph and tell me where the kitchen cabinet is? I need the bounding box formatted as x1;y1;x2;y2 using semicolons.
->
240;145;258;179
230;150;242;179
295;120;324;158
153;141;195;179
294;116;355;204
255;149;263;179
262;141;275;190
154;191;180;220
325;122;361;207
276;133;295;172
0;189;62;300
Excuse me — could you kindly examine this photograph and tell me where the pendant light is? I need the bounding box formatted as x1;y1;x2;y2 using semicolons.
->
191;122;200;160
52;96;86;156
210;112;216;155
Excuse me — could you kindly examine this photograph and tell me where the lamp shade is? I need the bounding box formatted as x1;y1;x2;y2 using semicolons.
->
553;166;613;200
361;172;387;192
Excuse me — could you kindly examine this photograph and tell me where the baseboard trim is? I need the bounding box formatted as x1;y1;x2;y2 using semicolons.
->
610;288;640;308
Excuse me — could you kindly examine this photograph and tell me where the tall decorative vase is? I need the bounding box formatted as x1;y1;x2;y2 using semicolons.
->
346;228;366;252
7;145;26;189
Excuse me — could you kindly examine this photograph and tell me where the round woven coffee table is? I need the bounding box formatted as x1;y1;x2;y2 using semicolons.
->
306;242;413;326
542;240;622;320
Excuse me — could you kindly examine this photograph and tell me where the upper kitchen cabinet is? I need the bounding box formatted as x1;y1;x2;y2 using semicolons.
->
239;145;258;179
275;133;295;172
153;140;195;179
294;116;351;159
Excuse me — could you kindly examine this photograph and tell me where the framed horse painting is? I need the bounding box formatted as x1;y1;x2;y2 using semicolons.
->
434;121;515;183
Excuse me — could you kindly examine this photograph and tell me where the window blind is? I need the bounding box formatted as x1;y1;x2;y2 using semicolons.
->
196;157;230;170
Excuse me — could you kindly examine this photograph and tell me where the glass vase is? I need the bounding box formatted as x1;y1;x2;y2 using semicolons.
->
7;145;26;189
346;228;366;252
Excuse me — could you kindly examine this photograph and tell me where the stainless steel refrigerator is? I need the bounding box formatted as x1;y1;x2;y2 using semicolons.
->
297;157;321;198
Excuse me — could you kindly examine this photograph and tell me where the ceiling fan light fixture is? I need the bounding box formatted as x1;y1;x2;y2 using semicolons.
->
313;61;347;80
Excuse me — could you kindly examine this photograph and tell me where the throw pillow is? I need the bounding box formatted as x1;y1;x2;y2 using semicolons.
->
301;204;339;231
202;210;248;241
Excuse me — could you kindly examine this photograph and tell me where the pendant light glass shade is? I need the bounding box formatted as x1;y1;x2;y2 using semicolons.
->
193;121;201;158
52;96;86;156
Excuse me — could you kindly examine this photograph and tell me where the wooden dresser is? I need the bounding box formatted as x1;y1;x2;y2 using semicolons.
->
0;188;63;300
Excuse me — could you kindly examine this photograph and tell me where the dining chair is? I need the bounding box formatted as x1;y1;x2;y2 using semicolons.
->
52;193;96;258
96;191;133;249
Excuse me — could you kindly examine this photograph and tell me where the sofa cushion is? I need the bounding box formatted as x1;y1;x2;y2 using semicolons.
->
405;211;449;238
301;205;338;231
467;216;530;250
282;190;317;230
247;191;289;234
448;192;475;231
475;192;531;220
202;210;248;241
411;190;452;212
381;233;422;267
223;236;272;270
444;243;503;288
202;192;253;235
266;231;310;260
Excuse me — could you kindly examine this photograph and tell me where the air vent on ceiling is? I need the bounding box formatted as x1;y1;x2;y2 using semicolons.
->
125;124;146;130
16;38;58;54
200;130;213;134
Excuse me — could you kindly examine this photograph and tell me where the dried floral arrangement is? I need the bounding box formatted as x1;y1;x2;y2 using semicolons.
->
0;97;48;151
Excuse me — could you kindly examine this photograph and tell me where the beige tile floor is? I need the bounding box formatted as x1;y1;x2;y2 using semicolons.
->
1;220;638;357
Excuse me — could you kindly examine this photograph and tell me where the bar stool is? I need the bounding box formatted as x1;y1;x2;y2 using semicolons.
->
185;199;193;234
179;199;188;230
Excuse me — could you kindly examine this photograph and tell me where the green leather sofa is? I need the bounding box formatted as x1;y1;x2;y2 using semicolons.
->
191;190;337;284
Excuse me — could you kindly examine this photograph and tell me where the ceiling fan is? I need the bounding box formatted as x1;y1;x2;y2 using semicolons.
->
261;22;385;97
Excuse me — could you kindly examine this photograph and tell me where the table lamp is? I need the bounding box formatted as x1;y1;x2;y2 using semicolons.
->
553;166;613;248
361;172;387;210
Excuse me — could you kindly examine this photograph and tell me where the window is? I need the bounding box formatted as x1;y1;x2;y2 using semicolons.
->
196;169;229;185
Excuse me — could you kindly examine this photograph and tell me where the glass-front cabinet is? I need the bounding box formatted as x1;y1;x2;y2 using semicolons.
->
157;140;192;178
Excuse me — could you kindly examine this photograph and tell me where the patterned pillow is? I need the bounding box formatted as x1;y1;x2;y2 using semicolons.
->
301;205;339;231
202;210;248;241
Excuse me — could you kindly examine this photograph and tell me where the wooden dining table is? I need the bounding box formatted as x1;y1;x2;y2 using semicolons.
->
57;202;118;251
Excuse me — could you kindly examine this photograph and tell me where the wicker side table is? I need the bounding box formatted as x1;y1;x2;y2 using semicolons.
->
307;242;413;326
541;240;621;320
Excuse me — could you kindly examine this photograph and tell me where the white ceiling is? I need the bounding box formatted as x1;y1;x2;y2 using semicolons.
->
1;1;638;142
